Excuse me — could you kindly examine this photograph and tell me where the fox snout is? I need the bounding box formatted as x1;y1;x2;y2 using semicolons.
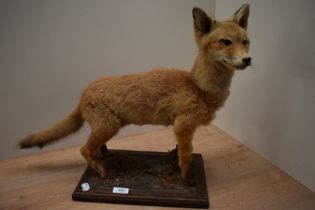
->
220;54;252;70
233;56;252;70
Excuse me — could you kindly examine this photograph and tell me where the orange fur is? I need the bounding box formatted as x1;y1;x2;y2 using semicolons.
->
19;4;251;180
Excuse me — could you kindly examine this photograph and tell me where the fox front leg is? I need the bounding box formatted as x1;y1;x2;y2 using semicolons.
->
174;117;196;180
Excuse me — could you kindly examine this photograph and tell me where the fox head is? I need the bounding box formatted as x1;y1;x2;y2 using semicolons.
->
193;4;251;70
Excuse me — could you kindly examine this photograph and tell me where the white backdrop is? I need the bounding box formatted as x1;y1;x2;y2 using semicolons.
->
214;0;315;191
0;0;215;159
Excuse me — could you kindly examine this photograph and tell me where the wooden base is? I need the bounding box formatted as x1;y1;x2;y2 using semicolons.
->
72;148;209;208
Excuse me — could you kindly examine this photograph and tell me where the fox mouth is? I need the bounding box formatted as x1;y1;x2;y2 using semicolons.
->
234;64;249;70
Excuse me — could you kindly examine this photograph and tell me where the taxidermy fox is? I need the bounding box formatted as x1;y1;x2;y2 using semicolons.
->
19;4;251;180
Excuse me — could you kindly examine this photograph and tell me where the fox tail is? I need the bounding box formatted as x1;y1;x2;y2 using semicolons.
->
18;106;84;149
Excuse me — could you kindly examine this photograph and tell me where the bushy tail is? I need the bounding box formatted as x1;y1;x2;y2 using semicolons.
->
19;106;84;149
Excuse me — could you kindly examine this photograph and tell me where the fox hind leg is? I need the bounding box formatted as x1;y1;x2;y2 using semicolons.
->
80;115;121;177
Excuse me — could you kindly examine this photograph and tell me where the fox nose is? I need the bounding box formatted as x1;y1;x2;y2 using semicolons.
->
242;57;252;66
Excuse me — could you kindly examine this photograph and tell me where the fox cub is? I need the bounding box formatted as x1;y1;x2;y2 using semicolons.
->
19;4;251;180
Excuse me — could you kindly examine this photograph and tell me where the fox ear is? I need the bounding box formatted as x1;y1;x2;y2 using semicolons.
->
192;7;214;35
231;4;250;29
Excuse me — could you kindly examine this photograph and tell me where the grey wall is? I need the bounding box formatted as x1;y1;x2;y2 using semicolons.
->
214;0;315;191
0;0;215;159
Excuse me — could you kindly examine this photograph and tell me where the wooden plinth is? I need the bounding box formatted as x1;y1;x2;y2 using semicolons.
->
72;149;209;208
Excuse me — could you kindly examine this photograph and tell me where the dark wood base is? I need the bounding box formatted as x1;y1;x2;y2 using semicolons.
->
72;148;209;209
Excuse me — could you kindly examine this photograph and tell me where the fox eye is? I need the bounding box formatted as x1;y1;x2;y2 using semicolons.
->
243;40;249;46
220;39;232;46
